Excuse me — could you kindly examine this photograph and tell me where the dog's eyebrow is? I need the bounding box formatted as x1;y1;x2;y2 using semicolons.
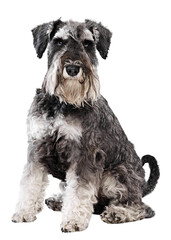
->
54;26;69;40
82;29;94;41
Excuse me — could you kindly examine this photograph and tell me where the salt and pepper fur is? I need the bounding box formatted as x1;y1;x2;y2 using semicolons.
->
12;19;160;232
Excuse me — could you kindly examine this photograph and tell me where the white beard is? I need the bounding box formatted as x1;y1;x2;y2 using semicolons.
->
43;53;100;107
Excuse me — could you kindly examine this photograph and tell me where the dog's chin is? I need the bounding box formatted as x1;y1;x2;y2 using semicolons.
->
54;72;99;107
55;75;88;107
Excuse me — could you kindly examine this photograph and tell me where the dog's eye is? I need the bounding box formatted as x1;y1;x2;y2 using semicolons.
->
53;38;64;46
83;40;93;48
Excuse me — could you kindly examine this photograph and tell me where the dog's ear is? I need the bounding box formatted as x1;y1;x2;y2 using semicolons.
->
32;19;63;58
85;19;112;59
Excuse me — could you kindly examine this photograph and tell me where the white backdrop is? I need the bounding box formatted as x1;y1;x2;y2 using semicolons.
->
0;0;170;239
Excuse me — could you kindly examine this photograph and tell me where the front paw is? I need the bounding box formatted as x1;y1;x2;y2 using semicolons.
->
12;212;37;223
61;221;87;233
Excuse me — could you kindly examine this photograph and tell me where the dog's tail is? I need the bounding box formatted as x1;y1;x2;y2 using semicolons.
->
142;155;160;197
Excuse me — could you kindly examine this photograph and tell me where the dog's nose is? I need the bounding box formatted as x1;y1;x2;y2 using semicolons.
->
66;65;80;77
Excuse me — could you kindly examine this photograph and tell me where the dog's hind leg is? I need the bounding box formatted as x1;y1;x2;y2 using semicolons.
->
101;200;154;224
45;181;66;211
100;166;155;224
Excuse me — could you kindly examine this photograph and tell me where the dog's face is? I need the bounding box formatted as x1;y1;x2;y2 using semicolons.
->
32;19;112;106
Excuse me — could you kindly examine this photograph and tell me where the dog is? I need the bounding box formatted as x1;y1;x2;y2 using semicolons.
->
12;19;160;232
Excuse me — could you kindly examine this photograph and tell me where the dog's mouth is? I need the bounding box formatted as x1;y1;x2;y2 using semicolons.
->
62;60;85;83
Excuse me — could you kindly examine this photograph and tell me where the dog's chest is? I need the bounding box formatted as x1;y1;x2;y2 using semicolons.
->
27;112;82;142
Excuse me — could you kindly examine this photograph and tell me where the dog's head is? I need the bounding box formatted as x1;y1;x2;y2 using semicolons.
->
32;19;112;106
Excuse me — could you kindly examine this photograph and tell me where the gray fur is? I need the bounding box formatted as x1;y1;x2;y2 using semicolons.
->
12;19;159;232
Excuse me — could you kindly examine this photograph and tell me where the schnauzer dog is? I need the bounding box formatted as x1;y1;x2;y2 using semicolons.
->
12;19;160;232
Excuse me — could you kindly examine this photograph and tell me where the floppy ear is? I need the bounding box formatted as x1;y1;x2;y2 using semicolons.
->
85;19;112;59
32;19;63;58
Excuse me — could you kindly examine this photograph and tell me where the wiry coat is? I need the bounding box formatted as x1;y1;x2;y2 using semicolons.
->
12;19;160;232
28;89;156;213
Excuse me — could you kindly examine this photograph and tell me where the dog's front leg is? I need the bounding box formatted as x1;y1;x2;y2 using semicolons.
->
12;160;48;223
61;164;98;232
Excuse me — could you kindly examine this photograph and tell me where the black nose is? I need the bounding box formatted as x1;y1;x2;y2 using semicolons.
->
66;65;80;77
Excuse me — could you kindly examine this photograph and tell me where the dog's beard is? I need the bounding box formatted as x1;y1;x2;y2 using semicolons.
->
43;55;100;107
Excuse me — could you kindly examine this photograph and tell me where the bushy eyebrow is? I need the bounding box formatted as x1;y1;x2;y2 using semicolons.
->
54;26;70;40
81;29;94;41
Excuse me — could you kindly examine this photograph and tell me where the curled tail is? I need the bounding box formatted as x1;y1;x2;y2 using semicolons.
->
142;155;160;197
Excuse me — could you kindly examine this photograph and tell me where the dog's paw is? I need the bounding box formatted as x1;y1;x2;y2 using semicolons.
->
100;208;124;224
12;212;37;223
61;221;87;232
45;197;62;211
